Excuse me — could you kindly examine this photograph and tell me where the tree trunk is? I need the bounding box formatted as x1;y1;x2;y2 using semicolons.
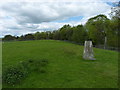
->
104;36;107;49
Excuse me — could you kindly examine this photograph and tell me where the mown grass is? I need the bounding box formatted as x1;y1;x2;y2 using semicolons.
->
2;40;118;88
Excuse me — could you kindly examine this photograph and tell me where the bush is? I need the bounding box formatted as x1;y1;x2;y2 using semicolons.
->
2;66;28;86
3;59;48;86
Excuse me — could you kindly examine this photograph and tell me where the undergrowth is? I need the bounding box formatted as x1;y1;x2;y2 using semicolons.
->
2;59;48;86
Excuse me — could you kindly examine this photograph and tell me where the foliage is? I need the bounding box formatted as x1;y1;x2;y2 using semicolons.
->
2;59;48;86
85;14;109;45
24;34;35;40
2;35;16;41
71;25;88;44
2;13;119;48
2;66;28;86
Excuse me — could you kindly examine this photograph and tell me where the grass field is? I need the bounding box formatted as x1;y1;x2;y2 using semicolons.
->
2;40;118;88
0;42;2;89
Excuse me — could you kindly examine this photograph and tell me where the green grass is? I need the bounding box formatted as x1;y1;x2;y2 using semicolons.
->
0;42;2;89
2;40;118;88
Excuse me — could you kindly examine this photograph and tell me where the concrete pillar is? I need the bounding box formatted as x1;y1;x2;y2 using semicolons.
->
83;41;96;60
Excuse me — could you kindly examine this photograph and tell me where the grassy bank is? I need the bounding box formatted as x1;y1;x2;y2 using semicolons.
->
2;40;118;88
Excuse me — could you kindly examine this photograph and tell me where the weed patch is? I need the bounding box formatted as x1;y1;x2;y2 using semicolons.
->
2;59;48;86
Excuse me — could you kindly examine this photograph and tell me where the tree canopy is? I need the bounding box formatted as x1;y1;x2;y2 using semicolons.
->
2;13;119;49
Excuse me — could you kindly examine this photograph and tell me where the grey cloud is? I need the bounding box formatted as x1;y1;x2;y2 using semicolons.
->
1;2;110;24
0;1;111;37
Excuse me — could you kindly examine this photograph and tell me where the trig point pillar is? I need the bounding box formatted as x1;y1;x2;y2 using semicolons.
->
83;40;95;60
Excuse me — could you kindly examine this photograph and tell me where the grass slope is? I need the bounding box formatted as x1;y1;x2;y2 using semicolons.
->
0;42;2;89
2;40;118;88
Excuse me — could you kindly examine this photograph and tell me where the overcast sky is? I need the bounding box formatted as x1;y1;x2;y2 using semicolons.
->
0;0;119;37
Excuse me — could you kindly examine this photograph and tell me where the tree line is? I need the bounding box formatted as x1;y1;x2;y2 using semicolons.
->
2;14;119;48
2;2;120;49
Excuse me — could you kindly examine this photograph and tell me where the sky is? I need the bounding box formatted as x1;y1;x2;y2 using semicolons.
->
0;0;119;37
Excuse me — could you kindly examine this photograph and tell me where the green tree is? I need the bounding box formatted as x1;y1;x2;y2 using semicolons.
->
109;1;120;47
59;24;71;40
53;30;60;40
40;32;47;39
3;35;16;41
24;34;35;40
18;35;25;41
34;32;41;40
45;31;53;39
66;28;73;41
85;14;109;45
72;25;88;44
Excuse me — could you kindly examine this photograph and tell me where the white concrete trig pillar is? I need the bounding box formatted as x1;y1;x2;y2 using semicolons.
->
83;41;96;60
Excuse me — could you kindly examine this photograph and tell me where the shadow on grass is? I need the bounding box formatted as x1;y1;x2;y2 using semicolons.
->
81;59;97;62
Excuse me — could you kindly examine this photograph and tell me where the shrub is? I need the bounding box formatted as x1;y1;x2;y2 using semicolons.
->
3;59;48;86
2;66;28;86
